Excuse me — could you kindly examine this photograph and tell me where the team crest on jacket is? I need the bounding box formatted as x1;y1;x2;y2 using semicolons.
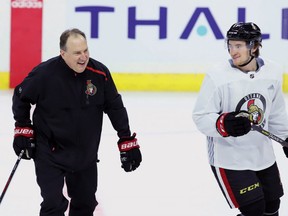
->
85;80;97;96
236;93;266;127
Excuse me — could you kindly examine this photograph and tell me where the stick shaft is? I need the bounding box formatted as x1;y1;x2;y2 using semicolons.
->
252;125;288;147
0;150;24;205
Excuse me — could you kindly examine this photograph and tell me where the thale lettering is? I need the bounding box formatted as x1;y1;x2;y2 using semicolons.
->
75;6;288;39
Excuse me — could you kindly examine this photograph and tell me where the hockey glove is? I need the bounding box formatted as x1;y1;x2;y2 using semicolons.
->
283;138;288;158
283;147;288;158
216;111;251;137
118;133;142;172
13;126;36;160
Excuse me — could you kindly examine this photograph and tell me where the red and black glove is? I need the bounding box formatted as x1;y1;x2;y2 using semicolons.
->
13;126;36;160
118;133;142;172
216;111;251;137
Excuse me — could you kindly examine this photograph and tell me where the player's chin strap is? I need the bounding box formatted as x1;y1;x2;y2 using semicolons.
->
238;49;255;67
238;56;254;67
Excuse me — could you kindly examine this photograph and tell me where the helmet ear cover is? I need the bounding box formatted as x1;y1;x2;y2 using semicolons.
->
246;41;255;49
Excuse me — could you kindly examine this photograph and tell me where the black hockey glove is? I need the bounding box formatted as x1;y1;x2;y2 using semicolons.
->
118;133;142;172
216;111;251;137
283;138;288;158
13;126;36;160
283;147;288;158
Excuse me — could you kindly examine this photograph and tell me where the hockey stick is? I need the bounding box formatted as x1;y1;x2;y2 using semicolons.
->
236;111;288;147
0;150;24;205
251;125;288;147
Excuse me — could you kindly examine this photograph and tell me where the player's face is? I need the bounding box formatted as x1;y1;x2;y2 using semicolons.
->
228;40;251;66
60;35;89;73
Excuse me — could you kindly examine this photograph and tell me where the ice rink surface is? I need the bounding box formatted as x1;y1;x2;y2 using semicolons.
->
0;90;287;216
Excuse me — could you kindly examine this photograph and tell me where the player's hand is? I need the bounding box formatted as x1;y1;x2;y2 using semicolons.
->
13;126;36;160
118;133;142;172
216;111;251;137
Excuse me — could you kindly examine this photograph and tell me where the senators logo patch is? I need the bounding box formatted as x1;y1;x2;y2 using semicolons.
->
85;80;97;96
236;93;266;127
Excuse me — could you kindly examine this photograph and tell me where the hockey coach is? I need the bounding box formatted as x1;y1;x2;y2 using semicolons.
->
12;28;142;216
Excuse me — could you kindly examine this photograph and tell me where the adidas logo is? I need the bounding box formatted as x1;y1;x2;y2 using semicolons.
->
11;0;43;8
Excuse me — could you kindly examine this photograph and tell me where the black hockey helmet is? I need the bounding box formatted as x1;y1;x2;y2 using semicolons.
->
226;22;262;43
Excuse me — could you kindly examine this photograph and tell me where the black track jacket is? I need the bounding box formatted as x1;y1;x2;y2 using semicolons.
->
12;56;131;171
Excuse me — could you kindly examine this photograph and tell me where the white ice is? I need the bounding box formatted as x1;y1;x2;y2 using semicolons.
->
0;90;287;216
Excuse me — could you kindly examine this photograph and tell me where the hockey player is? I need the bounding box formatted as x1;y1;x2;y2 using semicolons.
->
192;22;288;216
12;28;142;216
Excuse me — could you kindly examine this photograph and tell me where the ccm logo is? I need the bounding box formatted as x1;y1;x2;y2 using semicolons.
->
240;182;260;194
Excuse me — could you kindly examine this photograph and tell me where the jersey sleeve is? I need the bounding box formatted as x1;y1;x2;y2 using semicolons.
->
192;73;223;137
101;65;131;138
12;67;41;127
267;77;288;139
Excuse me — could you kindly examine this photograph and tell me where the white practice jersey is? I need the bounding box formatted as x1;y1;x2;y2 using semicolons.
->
192;58;288;171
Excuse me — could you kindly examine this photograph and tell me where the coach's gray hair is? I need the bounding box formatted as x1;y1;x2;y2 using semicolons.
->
59;28;86;51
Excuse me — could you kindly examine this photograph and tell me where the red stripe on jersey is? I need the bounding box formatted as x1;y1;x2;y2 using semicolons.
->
86;66;107;81
219;168;239;208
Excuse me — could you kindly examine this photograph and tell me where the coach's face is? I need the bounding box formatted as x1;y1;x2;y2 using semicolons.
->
60;34;89;73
